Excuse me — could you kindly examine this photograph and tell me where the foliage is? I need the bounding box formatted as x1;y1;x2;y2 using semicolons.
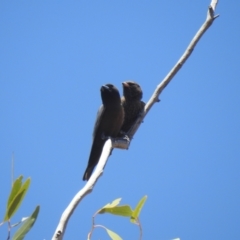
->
1;175;40;240
88;196;147;240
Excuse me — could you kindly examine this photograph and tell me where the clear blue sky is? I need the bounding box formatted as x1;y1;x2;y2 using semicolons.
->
1;1;240;240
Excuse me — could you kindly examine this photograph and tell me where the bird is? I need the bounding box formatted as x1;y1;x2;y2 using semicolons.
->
120;81;145;134
83;84;124;181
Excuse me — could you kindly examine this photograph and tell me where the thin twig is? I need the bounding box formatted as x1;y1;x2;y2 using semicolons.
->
136;218;143;240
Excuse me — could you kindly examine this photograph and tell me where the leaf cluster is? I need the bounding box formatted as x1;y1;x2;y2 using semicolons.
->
88;196;147;240
1;175;40;240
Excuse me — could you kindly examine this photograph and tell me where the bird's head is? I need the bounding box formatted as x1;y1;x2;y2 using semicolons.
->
100;84;121;105
122;81;143;101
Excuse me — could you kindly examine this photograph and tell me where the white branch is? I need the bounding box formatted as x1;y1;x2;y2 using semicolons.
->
127;1;219;140
52;140;113;240
52;1;219;239
210;0;218;11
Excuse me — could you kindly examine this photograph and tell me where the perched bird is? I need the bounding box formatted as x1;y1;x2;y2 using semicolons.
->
83;84;124;181
120;81;145;134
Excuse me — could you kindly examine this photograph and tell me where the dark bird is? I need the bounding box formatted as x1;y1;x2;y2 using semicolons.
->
83;84;124;181
120;81;145;134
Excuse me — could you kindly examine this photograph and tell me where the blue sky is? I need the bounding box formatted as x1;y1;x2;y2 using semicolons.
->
1;1;240;240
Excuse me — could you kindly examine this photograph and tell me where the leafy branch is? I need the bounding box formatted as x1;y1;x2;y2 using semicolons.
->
88;196;147;240
1;175;40;240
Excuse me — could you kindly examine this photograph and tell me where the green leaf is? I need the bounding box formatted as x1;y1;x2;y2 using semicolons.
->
12;205;40;240
131;195;147;223
4;176;23;221
101;198;121;209
105;227;122;240
98;198;132;217
4;178;31;221
7;176;23;208
99;205;133;217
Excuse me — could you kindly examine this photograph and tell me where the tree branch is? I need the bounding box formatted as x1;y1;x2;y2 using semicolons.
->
127;2;219;141
52;140;113;240
52;1;219;239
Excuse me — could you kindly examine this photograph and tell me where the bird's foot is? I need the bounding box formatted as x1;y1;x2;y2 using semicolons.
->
112;136;130;150
101;133;110;140
123;135;130;142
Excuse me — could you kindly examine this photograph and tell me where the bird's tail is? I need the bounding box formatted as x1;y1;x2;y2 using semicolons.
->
82;166;94;181
83;138;105;181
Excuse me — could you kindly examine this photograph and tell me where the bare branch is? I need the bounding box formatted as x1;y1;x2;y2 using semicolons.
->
127;2;219;140
210;0;218;11
51;140;113;240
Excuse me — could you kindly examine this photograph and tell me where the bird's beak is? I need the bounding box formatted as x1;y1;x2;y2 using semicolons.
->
122;82;129;87
102;85;109;90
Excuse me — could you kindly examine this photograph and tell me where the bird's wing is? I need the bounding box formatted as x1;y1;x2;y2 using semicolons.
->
92;104;105;139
